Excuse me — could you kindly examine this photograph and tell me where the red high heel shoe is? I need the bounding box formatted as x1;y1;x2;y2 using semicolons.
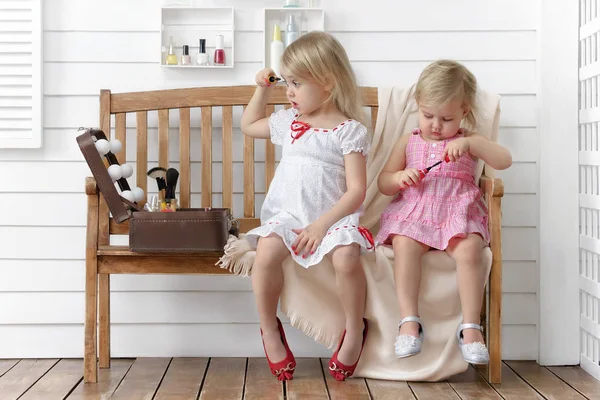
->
260;317;296;381
328;318;369;381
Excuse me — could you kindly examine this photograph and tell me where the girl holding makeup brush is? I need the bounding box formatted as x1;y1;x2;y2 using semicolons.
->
376;60;512;364
240;31;373;382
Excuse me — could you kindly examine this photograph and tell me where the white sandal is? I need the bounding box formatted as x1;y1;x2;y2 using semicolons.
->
395;316;424;359
457;323;489;365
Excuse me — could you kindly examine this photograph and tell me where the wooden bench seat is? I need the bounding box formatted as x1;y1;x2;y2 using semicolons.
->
83;85;503;384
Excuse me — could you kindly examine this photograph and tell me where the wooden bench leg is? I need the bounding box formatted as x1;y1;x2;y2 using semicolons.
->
488;271;502;383
99;273;111;369
84;192;99;383
487;194;502;384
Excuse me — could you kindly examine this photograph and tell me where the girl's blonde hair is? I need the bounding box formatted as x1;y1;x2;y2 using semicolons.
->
281;31;367;127
414;60;478;131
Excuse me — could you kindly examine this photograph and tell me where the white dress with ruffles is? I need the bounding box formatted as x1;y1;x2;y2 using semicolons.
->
244;108;374;268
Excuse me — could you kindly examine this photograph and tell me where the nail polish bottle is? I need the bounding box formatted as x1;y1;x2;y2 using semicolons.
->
214;34;226;66
197;38;209;65
181;45;191;65
166;36;178;65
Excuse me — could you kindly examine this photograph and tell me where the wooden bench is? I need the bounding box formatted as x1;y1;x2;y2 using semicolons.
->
83;85;504;384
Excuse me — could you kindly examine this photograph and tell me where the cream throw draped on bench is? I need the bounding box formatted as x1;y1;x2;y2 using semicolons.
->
218;84;500;381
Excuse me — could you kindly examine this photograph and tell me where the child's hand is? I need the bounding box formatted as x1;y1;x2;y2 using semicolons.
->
291;222;328;258
397;168;423;189
443;137;470;162
255;68;278;88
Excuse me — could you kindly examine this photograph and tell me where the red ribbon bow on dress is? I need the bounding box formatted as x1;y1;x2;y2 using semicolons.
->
357;226;375;250
290;120;311;144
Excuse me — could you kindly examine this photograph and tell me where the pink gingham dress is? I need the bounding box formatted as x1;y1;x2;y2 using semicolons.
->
375;128;490;250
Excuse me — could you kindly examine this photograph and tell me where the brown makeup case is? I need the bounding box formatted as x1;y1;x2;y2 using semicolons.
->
76;128;238;253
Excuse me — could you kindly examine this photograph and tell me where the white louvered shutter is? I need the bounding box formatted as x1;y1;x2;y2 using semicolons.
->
0;0;41;148
579;0;600;381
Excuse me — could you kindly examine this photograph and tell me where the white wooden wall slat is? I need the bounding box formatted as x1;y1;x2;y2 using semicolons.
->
0;324;538;360
0;225;539;262
0;292;537;325
42;31;537;63
0;259;538;294
42;0;538;33
41;61;537;96
0;160;538;195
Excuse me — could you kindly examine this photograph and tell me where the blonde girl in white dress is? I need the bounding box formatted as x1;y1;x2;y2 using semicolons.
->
241;31;373;382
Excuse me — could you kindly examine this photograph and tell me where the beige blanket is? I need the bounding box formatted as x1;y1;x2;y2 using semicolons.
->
218;85;501;381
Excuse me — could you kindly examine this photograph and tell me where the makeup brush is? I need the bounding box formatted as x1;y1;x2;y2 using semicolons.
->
165;168;179;200
147;167;167;200
400;158;446;190
419;159;443;176
268;76;281;83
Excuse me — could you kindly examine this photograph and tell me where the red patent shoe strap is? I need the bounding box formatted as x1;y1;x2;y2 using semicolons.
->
329;319;369;375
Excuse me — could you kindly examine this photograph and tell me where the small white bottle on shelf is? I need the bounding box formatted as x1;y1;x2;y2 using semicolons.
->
285;14;300;47
270;24;284;77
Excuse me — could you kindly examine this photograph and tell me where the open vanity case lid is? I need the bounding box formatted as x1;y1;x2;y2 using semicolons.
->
76;128;142;223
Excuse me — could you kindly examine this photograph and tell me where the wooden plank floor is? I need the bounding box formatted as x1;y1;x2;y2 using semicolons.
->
0;358;598;400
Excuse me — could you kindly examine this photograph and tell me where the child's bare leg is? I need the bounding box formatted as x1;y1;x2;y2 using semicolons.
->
392;235;429;336
330;243;366;365
252;235;292;362
447;234;487;344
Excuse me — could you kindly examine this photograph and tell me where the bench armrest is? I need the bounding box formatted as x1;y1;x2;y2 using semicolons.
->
86;176;98;195
479;174;504;198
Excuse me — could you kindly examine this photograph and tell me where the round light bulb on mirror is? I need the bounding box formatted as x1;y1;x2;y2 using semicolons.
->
121;190;135;203
132;187;145;202
110;139;122;154
94;139;110;155
107;164;123;181
120;163;133;179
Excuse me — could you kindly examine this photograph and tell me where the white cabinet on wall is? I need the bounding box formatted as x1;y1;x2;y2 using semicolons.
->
262;8;324;76
0;0;42;148
160;6;234;68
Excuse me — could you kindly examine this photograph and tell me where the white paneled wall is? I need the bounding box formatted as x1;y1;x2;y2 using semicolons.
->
579;0;600;381
0;0;539;359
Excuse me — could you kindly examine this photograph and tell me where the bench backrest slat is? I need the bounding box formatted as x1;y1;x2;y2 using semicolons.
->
201;106;213;208
243;110;255;218
179;108;191;208
222;106;234;210
265;104;276;193
136;111;148;205
158;109;169;183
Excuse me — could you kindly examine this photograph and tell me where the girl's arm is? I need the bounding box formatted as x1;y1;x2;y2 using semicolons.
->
316;152;367;229
241;69;278;139
377;133;410;196
467;133;512;170
240;86;273;139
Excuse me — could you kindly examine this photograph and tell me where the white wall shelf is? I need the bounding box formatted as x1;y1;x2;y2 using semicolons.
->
160;6;234;68
262;8;325;75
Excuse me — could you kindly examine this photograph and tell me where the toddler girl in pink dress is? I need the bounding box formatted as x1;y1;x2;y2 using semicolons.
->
376;60;512;365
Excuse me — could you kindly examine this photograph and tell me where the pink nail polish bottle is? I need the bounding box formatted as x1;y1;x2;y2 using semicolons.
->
213;34;226;66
